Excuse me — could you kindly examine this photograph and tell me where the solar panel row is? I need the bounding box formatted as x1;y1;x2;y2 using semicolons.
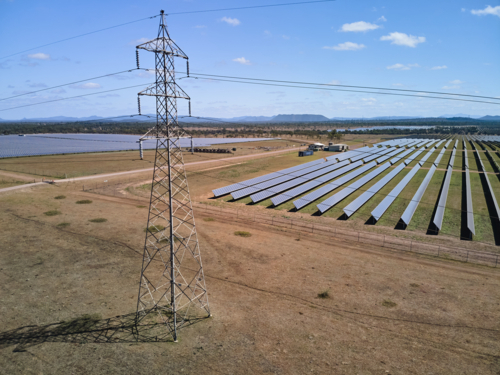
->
464;148;475;235
343;163;406;218
231;158;339;200
317;162;391;213
293;162;377;210
212;157;327;197
270;160;363;206
250;159;350;203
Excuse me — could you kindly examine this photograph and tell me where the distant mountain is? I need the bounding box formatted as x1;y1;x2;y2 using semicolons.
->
439;114;483;119
480;115;500;121
271;114;330;122
227;116;273;122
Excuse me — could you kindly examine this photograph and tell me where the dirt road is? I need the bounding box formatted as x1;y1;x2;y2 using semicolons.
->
0;146;305;194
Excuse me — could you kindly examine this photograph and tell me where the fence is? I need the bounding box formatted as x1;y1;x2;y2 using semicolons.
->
192;203;500;268
80;180;500;268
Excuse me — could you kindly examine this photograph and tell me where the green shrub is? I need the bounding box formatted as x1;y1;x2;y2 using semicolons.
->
56;222;70;228
145;225;165;233
54;195;66;200
89;218;107;223
317;290;330;299
234;231;251;237
382;300;397;308
44;210;61;216
203;217;215;222
76;200;93;204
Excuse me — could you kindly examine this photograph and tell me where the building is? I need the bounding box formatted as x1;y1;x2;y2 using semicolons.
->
325;143;349;152
308;143;325;151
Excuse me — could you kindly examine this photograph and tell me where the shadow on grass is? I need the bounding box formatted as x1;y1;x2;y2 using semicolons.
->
0;311;208;352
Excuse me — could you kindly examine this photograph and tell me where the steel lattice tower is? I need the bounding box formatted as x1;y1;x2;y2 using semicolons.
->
135;10;210;342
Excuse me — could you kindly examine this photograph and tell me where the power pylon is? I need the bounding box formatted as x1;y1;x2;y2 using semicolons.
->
135;10;210;342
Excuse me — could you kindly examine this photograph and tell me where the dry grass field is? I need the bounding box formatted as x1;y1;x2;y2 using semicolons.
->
0;185;499;374
1;135;500;374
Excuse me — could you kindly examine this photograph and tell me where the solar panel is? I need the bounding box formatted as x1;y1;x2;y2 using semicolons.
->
270;161;363;206
317;162;391;213
362;147;395;163
433;147;446;166
250;160;350;203
465;150;475;235
231;158;340;200
343;163;406;217
390;148;414;165
349;147;385;162
418;147;438;167
371;162;422;221
444;139;452;148
475;152;500;230
293;161;376;210
212;157;327;197
400;164;438;226
433;164;453;230
404;147;426;165
376;147;406;164
335;147;370;162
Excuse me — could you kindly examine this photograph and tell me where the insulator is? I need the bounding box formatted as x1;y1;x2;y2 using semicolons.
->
137;97;141;115
136;50;140;69
188;101;191;117
186;60;189;77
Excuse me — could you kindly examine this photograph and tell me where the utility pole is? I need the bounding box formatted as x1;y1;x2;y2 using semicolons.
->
135;10;210;342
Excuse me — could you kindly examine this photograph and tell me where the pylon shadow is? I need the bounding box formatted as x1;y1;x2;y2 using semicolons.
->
0;311;208;352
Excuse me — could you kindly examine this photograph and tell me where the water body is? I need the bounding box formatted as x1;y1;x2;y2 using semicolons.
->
0;134;275;159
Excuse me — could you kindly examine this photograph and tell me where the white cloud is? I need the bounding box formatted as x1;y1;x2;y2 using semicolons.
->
377;16;387;22
431;65;448;70
328;80;341;85
27;53;50;60
380;32;425;47
461;8;467;12
339;21;380;32
387;63;419;71
450;79;463;84
471;5;500;17
194;25;206;29
71;82;102;89
282;35;290;40
233;57;252;65
323;42;366;51
221;17;241;26
442;85;460;90
51;88;66;94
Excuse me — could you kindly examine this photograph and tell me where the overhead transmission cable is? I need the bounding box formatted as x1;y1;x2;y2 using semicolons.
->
0;68;146;101
167;0;336;15
1;15;160;60
185;76;500;106
0;83;153;112
1;1;337;61
184;72;500;102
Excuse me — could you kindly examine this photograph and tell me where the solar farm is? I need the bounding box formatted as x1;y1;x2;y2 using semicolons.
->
213;135;500;244
0;134;274;159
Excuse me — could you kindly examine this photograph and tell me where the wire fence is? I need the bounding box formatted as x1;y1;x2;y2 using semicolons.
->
192;203;500;268
80;179;500;268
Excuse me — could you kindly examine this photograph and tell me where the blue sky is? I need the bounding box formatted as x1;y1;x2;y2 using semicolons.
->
1;0;499;120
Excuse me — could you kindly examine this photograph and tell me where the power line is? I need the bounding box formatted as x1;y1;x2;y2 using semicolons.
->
0;83;153;112
167;0;336;15
1;1;338;61
0;69;145;101
0;15;160;60
187;76;500;106
186;72;500;102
